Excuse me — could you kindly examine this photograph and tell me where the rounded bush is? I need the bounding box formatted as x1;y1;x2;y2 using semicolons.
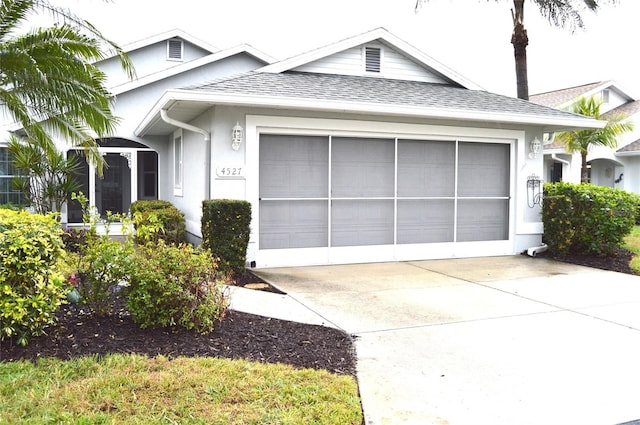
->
0;210;67;345
126;241;227;333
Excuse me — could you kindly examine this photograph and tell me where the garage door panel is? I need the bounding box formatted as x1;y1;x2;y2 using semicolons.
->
332;200;394;247
332;137;394;197
457;199;509;242
458;143;510;197
398;140;455;197
397;199;454;243
260;200;328;249
260;135;328;198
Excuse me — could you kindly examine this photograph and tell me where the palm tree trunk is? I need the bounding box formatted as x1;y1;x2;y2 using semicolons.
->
581;151;589;183
511;21;529;100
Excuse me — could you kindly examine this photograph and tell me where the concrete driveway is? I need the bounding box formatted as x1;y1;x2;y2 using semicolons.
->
248;256;640;425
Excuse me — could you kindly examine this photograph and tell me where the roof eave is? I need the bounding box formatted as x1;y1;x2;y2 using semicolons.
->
615;150;640;157
110;45;273;96
135;89;604;137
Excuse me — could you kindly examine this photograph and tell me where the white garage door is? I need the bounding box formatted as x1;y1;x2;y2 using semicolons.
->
259;134;510;262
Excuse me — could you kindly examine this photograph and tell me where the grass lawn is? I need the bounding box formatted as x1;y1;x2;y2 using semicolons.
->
0;354;363;424
624;225;640;274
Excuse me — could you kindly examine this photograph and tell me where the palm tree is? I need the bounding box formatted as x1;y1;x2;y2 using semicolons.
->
416;0;618;100
0;0;134;174
554;96;633;183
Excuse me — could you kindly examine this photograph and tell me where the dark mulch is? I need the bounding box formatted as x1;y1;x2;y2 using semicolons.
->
0;272;357;376
539;248;636;275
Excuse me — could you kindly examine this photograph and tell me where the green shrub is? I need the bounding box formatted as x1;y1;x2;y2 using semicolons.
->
0;210;67;346
127;241;227;333
130;200;186;245
72;236;135;317
201;199;251;276
629;192;640;224
65;192;135;317
543;182;637;256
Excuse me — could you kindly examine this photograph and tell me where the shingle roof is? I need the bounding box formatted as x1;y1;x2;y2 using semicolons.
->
188;71;588;120
607;100;640;117
530;82;606;108
617;139;640;153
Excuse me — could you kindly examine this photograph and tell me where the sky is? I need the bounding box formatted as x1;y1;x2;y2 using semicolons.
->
38;0;640;99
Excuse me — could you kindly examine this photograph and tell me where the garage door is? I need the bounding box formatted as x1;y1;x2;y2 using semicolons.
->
259;134;510;262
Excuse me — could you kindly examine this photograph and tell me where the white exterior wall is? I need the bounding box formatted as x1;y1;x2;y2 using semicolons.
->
293;42;449;83
621;156;640;193
602;88;630;113
98;40;211;88
166;111;213;238
171;106;547;265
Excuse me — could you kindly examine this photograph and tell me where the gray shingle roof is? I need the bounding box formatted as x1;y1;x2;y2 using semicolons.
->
608;99;640;117
188;71;587;120
530;82;606;108
617;139;640;153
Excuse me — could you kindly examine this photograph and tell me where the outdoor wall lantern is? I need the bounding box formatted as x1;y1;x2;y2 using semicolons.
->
231;122;243;151
529;137;542;159
527;174;542;208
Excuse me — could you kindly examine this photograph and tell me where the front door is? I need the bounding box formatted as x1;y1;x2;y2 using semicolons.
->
96;153;131;218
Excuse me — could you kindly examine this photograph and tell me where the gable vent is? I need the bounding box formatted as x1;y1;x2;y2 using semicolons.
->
365;47;381;73
167;38;183;61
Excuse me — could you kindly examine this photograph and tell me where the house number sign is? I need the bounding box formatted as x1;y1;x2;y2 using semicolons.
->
216;164;245;178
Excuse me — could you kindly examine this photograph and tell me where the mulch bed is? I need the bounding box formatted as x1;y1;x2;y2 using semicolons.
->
0;272;357;376
539;248;636;275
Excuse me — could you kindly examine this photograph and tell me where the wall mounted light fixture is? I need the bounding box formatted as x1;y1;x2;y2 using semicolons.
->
527;174;542;208
231;122;243;151
529;137;542;159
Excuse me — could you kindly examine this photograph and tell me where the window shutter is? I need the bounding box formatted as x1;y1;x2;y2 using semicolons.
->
168;39;183;60
365;47;381;73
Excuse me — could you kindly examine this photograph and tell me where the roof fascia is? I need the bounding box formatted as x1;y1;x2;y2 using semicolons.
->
110;44;274;96
135;89;604;137
257;28;482;90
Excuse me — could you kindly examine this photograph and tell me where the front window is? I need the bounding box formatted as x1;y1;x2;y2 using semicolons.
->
0;146;26;206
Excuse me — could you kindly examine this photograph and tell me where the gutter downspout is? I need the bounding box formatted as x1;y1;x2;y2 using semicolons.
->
160;109;212;200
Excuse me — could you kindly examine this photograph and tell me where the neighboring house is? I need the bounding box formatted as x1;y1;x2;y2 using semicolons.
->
1;27;602;268
530;81;640;192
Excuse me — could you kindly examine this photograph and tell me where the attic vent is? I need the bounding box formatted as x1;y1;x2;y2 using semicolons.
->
365;46;381;73
167;38;183;61
602;89;610;103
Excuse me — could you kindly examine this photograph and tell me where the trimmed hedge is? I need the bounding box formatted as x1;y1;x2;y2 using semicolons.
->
542;182;637;256
130;200;186;245
201;199;251;275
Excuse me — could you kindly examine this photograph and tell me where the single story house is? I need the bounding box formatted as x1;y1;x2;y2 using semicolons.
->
531;80;640;192
1;28;603;267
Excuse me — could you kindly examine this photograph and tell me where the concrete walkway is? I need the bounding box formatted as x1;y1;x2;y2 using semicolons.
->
229;256;640;425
